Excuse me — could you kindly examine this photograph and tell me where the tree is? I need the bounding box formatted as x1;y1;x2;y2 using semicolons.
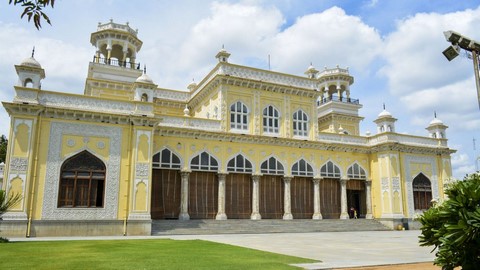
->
7;0;55;29
0;135;7;164
418;173;480;270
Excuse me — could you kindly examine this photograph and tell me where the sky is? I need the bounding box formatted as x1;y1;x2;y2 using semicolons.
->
0;0;479;178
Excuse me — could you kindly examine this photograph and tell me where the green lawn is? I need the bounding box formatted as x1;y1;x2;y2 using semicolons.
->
0;239;317;269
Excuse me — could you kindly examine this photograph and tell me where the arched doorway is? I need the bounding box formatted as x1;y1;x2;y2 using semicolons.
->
291;159;314;219
259;157;284;219
57;150;105;208
151;148;181;219
346;163;367;218
189;151;219;219
412;173;432;210
225;154;253;219
320;161;341;219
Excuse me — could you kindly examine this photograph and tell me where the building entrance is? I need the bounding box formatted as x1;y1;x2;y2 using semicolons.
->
259;175;284;219
291;177;314;219
347;180;366;218
188;171;218;219
151;169;181;219
225;174;252;219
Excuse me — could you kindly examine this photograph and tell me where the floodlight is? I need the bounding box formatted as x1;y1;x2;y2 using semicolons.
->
459;37;472;49
470;41;480;52
442;45;460;61
444;30;461;44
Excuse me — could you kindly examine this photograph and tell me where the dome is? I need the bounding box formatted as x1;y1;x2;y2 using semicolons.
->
429;117;444;125
378;109;392;118
136;73;154;84
20;56;42;68
187;81;197;91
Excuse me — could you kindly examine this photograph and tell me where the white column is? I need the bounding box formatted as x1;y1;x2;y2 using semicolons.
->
283;176;293;220
251;174;262;220
179;171;190;220
216;173;227;220
340;177;349;219
365;179;373;219
312;177;322;219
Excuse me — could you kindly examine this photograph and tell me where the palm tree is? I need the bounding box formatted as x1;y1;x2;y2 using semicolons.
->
0;190;21;218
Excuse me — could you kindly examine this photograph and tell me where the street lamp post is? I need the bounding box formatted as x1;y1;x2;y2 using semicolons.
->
443;30;480;109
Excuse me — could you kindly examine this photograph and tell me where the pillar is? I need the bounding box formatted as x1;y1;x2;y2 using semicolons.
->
283;176;293;220
312;177;322;219
340;177;349;219
365;179;373;219
179;171;190;220
251;174;261;220
216;173;227;220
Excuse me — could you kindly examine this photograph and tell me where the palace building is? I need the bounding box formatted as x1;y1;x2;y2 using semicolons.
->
0;21;454;237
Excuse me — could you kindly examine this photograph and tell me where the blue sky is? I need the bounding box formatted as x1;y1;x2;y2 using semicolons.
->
1;0;479;178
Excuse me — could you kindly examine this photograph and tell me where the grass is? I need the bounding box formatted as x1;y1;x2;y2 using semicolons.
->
0;239;317;269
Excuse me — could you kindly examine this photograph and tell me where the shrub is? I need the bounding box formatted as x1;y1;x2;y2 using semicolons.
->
418;173;480;270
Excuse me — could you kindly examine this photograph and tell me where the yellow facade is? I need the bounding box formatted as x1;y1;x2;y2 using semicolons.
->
0;21;454;237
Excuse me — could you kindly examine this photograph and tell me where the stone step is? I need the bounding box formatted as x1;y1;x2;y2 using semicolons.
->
151;219;390;235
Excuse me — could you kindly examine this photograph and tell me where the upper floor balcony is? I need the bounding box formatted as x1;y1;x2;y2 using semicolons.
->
317;95;360;106
93;56;141;70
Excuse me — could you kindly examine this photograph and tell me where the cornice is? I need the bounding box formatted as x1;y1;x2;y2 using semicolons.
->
155;126;371;154
317;113;364;124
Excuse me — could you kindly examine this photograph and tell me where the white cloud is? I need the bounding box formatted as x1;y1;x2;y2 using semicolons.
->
451;153;477;179
270;6;382;74
381;7;480;96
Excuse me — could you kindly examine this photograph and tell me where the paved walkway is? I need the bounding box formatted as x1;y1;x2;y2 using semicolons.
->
10;230;434;269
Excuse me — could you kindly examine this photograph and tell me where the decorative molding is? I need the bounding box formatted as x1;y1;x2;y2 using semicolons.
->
42;122;122;220
403;155;439;218
9;157;28;173
381;177;389;192
135;163;149;177
392;177;400;192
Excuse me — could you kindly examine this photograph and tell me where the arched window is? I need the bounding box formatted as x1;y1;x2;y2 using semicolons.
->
153;149;181;169
320;161;341;178
58;151;106;208
413;173;432;210
293;110;309;137
227;154;253;173
191;151;219;171
261;157;284;175
141;93;148;102
292;159;313;176
24;78;34;88
230;101;249;130
347;163;366;179
263;105;279;134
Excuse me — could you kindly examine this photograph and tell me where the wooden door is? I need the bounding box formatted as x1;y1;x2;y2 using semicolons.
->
151;169;181;219
291;177;314;219
259;175;284;219
188;171;218;219
320;178;341;219
347;180;366;218
225;174;252;219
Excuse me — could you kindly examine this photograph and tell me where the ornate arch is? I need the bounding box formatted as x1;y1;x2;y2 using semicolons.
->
190;151;219;172
227;154;253;173
152;147;182;169
292;158;314;177
260;156;285;175
320;160;341;178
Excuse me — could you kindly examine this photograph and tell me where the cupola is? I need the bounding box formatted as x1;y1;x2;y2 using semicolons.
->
133;66;156;102
215;45;230;63
15;48;45;89
304;63;319;79
426;112;448;139
374;104;397;133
